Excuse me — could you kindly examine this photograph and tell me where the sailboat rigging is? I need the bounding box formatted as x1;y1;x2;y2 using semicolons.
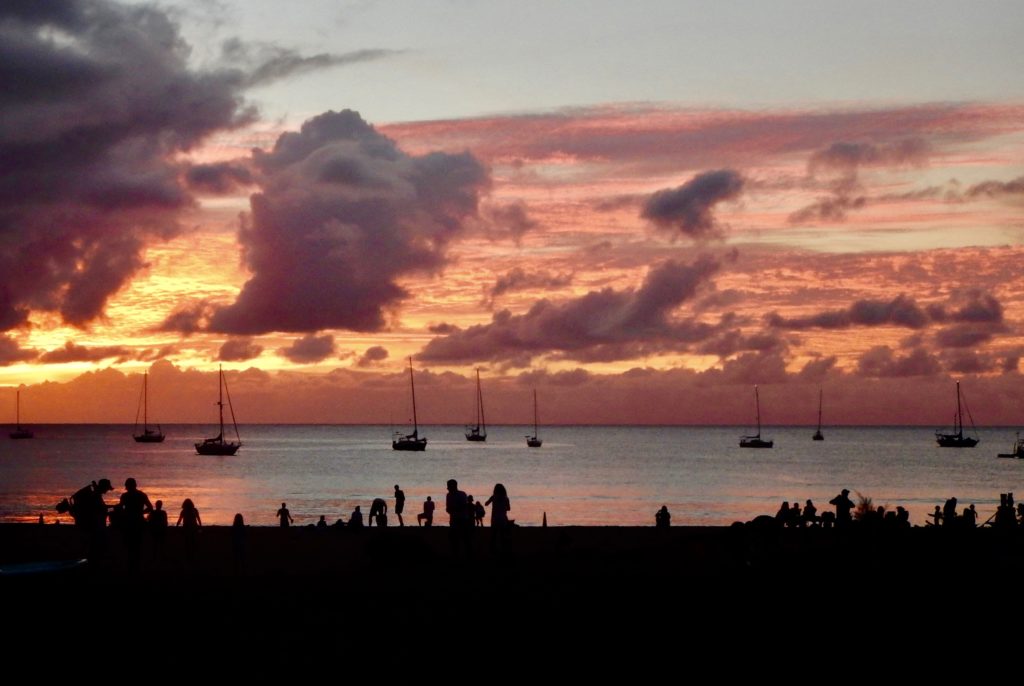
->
935;380;978;448
393;357;427;451
465;368;487;442
9;390;33;440
133;372;165;443
812;388;824;441
195;365;241;455
740;385;773;448
526;389;542;448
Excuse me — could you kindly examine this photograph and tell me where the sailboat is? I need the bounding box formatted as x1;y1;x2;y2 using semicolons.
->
935;380;978;448
465;368;487;442
393;357;427;451
133;371;165;443
997;432;1024;459
812;388;824;441
9;390;33;440
740;385;773;448
526;389;542;448
195;365;241;455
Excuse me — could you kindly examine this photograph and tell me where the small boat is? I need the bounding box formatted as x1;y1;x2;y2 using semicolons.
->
393;357;427;451
526;389;542;448
195;365;241;455
465;368;487;442
935;380;978;448
812;388;824;441
9;390;33;440
740;385;773;448
997;433;1024;459
133;371;165;443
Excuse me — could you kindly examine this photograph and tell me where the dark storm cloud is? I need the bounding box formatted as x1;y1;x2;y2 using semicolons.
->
856;346;941;378
208;110;490;334
356;345;389;367
640;170;744;238
420;256;722;364
38;341;131;364
0;336;37;366
184;161;255;194
766;294;929;330
279;333;336;364
218;337;264;362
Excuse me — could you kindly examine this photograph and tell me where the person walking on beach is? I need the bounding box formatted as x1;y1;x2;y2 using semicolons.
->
829;489;855;526
369;497;388;527
418;496;435;526
277;503;294;528
394;485;406;527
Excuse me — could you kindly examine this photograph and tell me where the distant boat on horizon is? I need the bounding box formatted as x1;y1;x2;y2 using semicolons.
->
740;385;773;449
526;389;542;448
195;365;241;456
133;371;165;443
465;368;487;442
393;357;427;451
812;388;824;441
935;380;978;448
997;432;1024;459
9;390;33;440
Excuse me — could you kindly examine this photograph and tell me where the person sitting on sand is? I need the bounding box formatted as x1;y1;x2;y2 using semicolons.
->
418;496;435;527
801;500;818;527
655;505;670;528
317;515;327;528
368;497;388;527
277;502;294;528
349;505;364;528
829;489;855;526
776;501;791;524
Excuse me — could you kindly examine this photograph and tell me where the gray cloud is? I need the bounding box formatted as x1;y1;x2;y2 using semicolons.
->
480;201;539;243
857;346;941;378
641;170;744;238
208;110;489;334
218;337;264;362
157;300;215;335
767;294;929;330
420;256;722;364
934;324;996;349
184;161;254;195
219;38;398;88
356;345;389;367
38;341;131;364
966;175;1024;199
0;336;37;366
279;333;335;364
487;267;573;304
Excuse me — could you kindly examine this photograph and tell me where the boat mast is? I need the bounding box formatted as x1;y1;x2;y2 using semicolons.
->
217;365;225;439
409;357;418;436
143;372;149;432
477;368;485;433
15;390;20;429
533;389;539;437
955;380;963;436
754;385;762;438
817;388;823;433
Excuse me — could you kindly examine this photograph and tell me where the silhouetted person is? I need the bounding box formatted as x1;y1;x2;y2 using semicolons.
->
829;489;855;526
369;497;388;527
317;515;327;528
446;479;471;556
474;499;486;527
277;503;293;528
963;505;977;528
776;502;791;524
928;506;942;527
655;505;670;528
802;500;818;527
229;513;246;573
176;498;201;562
1017;503;1024;525
485;484;511;551
394;485;406;527
820;511;835;529
349;505;364;528
895;506;910;528
119;478;154;568
418;496;435;527
69;478;114;559
942;497;958;527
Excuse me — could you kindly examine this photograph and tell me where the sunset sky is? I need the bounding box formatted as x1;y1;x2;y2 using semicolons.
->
2;0;1023;425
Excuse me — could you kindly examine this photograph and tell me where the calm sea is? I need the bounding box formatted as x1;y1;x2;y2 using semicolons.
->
2;424;1022;526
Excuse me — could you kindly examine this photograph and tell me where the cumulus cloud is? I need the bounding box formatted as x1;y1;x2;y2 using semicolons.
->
38;341;131;364
0;336;38;366
767;294;929;330
157;300;216;335
479;201;539;243
184;161;254;194
356;345;389;367
641;170;744;238
934;324;996;349
279;333;335;364
696;330;789;358
857;346;941;378
927;289;1003;324
797;356;838;382
485;268;573;305
218;337;264;362
208;110;490;334
420;256;722;364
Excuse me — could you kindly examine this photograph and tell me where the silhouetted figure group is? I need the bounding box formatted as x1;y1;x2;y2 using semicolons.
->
774;500;820;528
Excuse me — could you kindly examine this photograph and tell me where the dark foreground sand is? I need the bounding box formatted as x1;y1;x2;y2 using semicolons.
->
3;523;1023;653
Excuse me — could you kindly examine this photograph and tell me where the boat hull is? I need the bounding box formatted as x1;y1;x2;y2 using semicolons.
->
526;437;542;448
393;438;427;451
134;433;165;443
9;430;33;440
812;431;824;441
465;431;487;442
740;437;773;448
936;433;978;448
195;441;240;456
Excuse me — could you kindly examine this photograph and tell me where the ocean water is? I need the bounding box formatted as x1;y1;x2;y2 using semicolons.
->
2;424;1022;526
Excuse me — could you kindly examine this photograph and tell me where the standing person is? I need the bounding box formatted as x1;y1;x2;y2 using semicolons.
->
176;498;202;562
349;505;364;528
829;489;855;526
231;513;246;573
446;479;471;555
69;478;114;560
368;497;388;527
277;502;294;528
119;478;154;567
149;500;168;559
417;496;435;527
394;485;406;527
485;483;511;551
655;505;670;528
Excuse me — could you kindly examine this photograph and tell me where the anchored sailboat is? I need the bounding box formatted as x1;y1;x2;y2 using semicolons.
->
935;380;978;448
465;368;487;442
9;390;33;440
133;371;165;443
997;432;1024;459
740;385;773;448
526;389;542;448
195;365;241;455
812;388;824;441
393;357;427;451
